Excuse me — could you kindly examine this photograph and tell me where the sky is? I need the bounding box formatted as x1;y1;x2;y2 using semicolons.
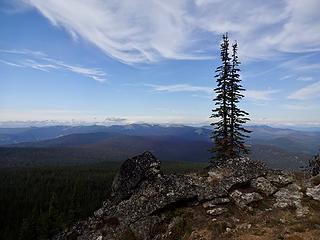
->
0;0;320;127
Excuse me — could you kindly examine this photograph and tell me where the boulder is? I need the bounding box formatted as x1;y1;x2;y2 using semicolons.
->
265;171;293;188
251;177;277;196
273;183;308;217
274;183;302;208
230;190;263;208
111;151;161;201
210;157;268;191
306;184;320;201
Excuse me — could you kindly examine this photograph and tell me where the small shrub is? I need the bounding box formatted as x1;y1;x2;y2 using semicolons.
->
308;154;320;176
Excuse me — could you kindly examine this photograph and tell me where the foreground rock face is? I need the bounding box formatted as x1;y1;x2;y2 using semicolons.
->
111;151;161;201
54;153;320;240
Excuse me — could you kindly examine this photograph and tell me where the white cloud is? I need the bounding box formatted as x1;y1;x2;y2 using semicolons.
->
20;0;320;64
288;81;320;100
296;63;320;71
42;57;106;82
282;103;318;110
0;49;106;82
146;83;278;101
297;76;314;81
22;59;59;72
0;59;24;67
0;48;45;57
245;89;279;101
146;83;212;94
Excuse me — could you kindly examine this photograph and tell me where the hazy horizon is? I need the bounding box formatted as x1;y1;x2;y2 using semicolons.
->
1;120;320;131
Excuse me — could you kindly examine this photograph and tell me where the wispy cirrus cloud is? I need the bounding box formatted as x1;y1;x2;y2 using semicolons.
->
0;49;107;82
0;48;45;57
145;83;278;101
44;58;106;82
297;76;314;82
18;0;320;64
288;81;320;100
0;59;24;67
146;84;212;94
245;89;280;101
22;59;59;72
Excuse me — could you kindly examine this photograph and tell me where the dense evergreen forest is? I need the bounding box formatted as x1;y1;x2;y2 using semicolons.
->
0;161;206;240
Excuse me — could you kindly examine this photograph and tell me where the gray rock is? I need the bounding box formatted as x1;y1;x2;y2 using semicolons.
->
130;215;162;240
230;190;263;208
206;207;228;216
306;184;320;201
115;174;228;224
213;157;268;191
265;171;293;187
273;183;308;217
111;151;161;201
251;177;277;196
274;183;302;208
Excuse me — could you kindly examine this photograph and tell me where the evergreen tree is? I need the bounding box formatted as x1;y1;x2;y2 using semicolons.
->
210;33;232;161
228;41;251;158
210;34;251;162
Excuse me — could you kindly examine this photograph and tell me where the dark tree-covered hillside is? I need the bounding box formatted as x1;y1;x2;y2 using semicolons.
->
0;161;205;240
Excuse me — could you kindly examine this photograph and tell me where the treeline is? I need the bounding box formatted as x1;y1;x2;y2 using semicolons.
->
0;161;206;240
0;147;115;168
0;164;118;240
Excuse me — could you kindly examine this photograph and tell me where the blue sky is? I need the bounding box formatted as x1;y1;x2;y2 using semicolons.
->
0;0;320;127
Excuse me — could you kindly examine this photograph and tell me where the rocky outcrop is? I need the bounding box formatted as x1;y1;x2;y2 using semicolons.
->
111;151;161;201
54;152;319;240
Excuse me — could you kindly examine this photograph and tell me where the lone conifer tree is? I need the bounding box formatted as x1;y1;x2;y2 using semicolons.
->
210;34;251;163
210;33;231;161
229;41;251;158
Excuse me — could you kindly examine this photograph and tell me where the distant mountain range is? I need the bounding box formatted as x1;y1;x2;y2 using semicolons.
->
0;124;319;169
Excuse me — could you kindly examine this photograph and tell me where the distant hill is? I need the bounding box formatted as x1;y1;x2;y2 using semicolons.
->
0;124;209;145
1;124;320;151
0;124;318;169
